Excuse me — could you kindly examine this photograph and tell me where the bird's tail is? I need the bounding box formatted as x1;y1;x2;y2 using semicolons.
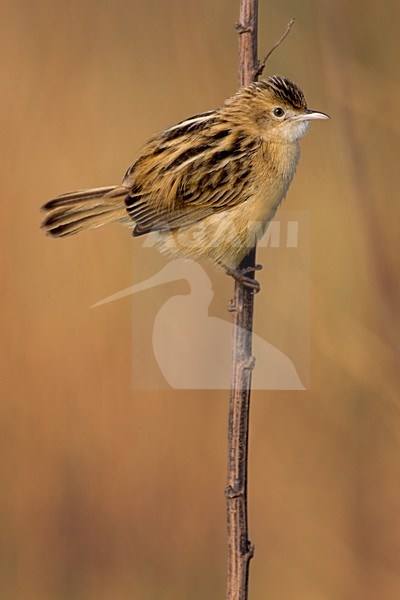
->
41;185;130;237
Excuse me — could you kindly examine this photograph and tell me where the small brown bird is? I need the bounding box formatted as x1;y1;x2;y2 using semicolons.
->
41;76;328;289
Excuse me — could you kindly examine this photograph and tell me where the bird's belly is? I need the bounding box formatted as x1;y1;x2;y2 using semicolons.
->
155;183;288;269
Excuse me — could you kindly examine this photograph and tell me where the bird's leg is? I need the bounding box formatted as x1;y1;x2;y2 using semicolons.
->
223;263;263;293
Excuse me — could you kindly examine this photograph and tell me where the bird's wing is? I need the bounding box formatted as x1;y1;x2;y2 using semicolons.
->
122;111;259;236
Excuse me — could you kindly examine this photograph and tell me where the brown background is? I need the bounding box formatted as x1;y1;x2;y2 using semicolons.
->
1;0;400;598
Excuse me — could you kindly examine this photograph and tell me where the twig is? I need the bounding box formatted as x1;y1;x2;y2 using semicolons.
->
226;6;296;600
254;17;295;78
226;3;258;599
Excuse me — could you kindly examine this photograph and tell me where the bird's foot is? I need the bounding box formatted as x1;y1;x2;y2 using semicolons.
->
225;264;263;293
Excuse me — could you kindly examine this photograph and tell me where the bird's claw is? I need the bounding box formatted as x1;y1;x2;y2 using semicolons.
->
239;275;261;293
241;264;263;276
226;266;261;293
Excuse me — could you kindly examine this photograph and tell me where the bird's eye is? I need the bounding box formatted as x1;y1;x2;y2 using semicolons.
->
273;107;285;117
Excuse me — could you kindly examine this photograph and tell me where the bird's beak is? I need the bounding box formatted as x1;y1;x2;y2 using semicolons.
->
297;109;330;121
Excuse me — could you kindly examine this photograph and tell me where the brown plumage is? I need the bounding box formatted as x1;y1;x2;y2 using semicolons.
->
41;76;328;283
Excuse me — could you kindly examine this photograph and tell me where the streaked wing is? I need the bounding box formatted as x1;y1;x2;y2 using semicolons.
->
122;110;259;235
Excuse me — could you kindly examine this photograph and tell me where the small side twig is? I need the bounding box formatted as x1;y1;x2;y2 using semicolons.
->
254;17;295;78
235;22;253;34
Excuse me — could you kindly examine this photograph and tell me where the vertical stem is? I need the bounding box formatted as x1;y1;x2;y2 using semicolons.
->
226;1;258;599
238;0;259;87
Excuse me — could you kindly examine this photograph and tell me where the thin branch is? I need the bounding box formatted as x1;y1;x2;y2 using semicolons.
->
226;7;296;600
254;17;295;78
226;2;258;599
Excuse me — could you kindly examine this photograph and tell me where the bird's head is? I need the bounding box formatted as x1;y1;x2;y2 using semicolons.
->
224;75;329;142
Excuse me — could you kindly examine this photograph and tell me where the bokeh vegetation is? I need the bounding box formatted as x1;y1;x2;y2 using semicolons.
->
1;1;399;598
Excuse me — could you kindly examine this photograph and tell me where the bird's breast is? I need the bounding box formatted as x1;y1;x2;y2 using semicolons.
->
249;140;300;226
154;140;301;269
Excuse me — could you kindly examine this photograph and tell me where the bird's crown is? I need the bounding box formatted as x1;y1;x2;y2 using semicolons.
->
257;76;307;110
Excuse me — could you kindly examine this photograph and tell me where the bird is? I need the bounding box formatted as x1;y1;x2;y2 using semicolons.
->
41;75;329;290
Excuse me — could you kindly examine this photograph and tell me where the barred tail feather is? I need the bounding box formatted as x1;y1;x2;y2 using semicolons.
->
41;186;130;237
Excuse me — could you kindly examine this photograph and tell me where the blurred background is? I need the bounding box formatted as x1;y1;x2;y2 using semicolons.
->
1;0;400;598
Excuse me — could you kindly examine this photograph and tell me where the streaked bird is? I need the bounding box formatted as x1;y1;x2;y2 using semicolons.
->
41;76;329;289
